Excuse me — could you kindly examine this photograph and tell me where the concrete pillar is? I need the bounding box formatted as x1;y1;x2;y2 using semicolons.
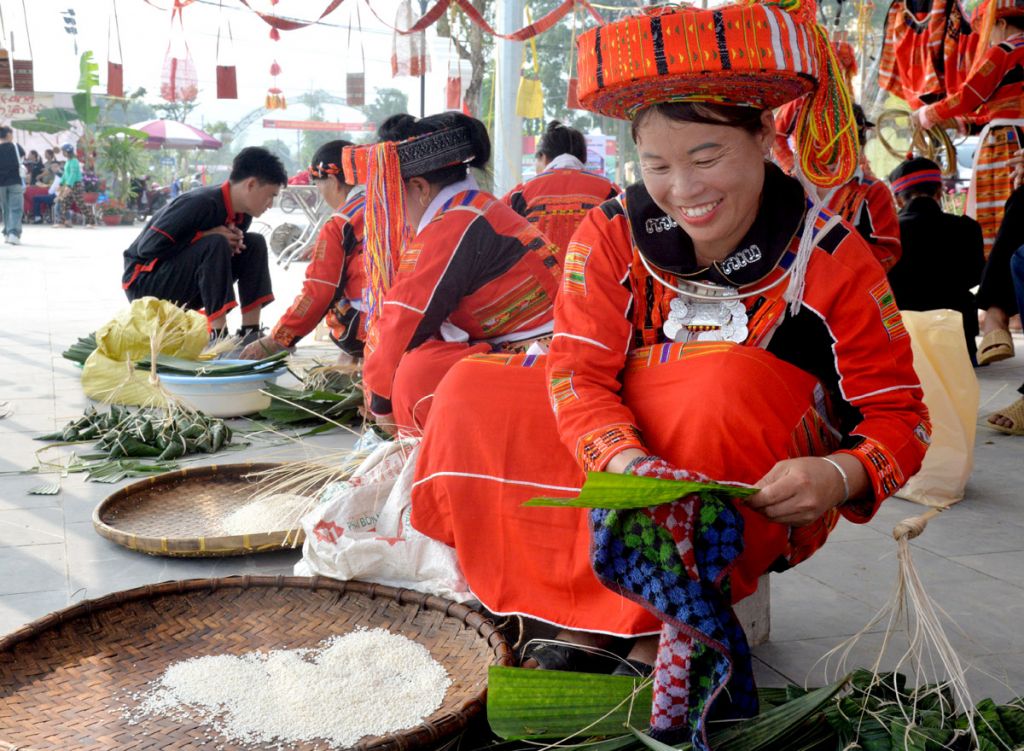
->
493;0;524;195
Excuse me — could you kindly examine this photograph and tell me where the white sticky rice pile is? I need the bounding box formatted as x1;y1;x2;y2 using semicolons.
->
220;493;310;535
129;628;451;747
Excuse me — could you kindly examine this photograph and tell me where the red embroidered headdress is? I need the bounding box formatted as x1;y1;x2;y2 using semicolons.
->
575;0;858;188
996;0;1024;18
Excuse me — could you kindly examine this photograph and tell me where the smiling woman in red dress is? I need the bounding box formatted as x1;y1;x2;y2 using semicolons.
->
410;2;929;746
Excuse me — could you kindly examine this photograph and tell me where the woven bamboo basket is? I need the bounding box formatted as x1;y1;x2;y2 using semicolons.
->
93;462;314;558
0;576;513;751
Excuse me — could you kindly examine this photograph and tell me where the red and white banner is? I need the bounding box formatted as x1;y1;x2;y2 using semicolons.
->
263;119;376;132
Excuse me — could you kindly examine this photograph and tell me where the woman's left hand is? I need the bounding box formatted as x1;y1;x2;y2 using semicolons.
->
238;335;285;360
746;457;847;527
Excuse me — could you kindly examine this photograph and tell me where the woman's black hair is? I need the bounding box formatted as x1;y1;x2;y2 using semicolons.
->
1004;15;1024;30
310;139;354;186
630;102;767;142
536;120;587;162
376;111;490;186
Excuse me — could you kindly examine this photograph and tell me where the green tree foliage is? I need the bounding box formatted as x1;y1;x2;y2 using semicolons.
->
438;0;493;117
152;99;201;124
298;89;350;165
261;139;295;173
360;88;410;133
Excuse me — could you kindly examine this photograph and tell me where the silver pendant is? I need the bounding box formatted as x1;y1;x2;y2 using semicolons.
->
663;292;749;343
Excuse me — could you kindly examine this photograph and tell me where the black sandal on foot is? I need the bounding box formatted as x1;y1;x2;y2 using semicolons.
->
611;658;654;677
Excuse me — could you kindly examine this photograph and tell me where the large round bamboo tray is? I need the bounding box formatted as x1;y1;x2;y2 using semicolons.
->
93;462;311;558
0;576;513;751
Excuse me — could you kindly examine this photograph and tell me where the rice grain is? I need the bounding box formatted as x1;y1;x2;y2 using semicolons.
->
130;627;451;748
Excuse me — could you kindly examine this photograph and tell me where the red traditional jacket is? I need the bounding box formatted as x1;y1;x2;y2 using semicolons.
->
364;189;563;413
878;0;978;108
929;33;1024;121
546;164;930;516
270;193;366;348
827;174;903;272
502;166;620;254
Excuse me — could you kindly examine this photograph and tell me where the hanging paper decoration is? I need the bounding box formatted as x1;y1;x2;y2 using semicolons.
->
0;3;12;90
215;3;237;99
392;0;429;78
0;47;11;90
106;0;125;97
368;0;604;42
160;0;198;102
11;0;35;93
266;60;286;109
446;67;462;110
238;0;344;36
565;7;581;109
345;4;366;106
515;11;543;119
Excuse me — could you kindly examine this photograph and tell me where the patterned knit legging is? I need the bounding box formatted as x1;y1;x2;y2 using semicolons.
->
57;183;95;226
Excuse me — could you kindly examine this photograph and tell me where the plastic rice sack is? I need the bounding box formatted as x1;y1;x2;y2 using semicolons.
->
296;439;472;603
81;297;208;406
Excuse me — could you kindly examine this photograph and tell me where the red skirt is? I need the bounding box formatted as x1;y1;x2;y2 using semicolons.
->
410;342;840;637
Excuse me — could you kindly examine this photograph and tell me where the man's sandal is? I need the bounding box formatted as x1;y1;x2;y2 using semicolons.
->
978;329;1015;366
611;658;654;677
987;398;1024;436
521;642;583;671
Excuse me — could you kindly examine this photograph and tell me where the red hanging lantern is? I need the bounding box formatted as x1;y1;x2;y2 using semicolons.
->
565;8;581;109
160;1;198;102
107;1;125;98
215;10;237;99
345;5;366;106
266;60;286;109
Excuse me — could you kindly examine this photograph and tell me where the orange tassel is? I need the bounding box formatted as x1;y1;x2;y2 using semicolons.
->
362;142;409;349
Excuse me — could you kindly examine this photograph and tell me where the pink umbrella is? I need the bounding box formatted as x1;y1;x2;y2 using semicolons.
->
130;119;223;150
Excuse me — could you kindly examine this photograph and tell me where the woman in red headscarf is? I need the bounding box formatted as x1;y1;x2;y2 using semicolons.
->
411;3;928;746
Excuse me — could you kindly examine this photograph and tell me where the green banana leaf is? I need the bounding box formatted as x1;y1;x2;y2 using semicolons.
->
525;470;757;510
487;666;653;740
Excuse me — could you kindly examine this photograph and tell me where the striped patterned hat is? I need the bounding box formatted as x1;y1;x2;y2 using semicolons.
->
888;157;943;195
576;0;859;188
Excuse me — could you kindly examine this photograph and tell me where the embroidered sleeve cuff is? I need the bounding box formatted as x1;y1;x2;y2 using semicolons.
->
835;439;906;522
576;423;645;472
270;325;298;349
370;393;393;416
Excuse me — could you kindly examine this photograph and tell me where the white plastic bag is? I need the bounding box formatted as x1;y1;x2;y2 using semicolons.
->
895;309;979;507
294;439;472;602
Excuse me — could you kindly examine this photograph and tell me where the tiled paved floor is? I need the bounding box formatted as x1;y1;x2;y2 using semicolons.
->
1;218;1022;704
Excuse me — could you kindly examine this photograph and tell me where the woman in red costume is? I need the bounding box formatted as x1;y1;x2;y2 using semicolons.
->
239;140;367;363
346;113;563;434
916;0;1024;363
915;0;1024;258
411;1;929;746
503;120;620;255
